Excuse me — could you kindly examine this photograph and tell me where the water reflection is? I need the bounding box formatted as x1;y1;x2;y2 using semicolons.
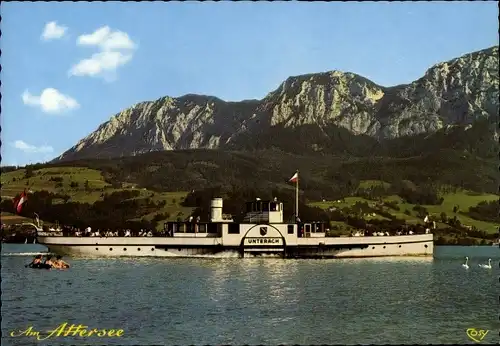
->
251;259;299;305
206;259;237;302
340;256;434;264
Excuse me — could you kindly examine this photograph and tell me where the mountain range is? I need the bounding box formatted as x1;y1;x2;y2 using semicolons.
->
55;46;498;162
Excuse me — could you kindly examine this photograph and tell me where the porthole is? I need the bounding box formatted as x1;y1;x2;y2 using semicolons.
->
372;246;375;249
398;245;401;248
424;244;428;248
178;248;182;251
151;248;154;251
383;246;386;249
109;248;113;251
138;248;141;251
95;247;98;250
124;248;127;251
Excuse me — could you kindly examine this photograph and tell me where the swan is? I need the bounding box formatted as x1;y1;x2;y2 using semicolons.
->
478;259;492;269
462;257;469;269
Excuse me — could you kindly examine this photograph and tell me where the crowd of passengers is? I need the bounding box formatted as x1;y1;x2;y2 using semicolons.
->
55;226;157;237
48;225;433;238
35;214;437;238
349;228;432;237
50;216;204;237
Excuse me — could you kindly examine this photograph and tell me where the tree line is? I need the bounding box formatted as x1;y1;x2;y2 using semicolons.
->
0;190;167;230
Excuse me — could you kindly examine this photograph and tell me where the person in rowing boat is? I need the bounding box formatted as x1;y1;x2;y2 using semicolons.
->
53;255;70;269
26;254;43;268
43;255;55;268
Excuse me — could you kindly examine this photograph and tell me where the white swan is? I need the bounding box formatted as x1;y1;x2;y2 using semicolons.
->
478;259;492;269
462;257;469;269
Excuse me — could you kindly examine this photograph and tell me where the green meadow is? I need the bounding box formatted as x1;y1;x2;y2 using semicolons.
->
1;167;195;225
309;181;499;234
2;168;498;236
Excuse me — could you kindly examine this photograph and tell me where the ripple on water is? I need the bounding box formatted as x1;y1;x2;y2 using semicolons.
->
1;245;499;345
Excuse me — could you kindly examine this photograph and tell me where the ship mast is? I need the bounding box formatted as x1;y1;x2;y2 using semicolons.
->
288;170;299;221
295;170;299;219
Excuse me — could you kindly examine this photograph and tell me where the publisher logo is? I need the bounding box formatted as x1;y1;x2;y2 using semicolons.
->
466;328;489;343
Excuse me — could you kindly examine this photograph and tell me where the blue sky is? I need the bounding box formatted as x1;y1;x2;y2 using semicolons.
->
1;1;498;166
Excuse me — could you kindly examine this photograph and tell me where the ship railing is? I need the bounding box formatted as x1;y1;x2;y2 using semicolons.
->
37;231;63;237
242;213;269;223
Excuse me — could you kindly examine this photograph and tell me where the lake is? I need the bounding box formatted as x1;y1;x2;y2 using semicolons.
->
1;244;498;345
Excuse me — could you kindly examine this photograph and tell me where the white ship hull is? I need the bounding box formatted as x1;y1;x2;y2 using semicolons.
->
37;233;433;259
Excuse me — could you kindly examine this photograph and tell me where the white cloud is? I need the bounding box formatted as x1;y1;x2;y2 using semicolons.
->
12;140;54;154
77;26;136;51
69;51;132;77
41;21;67;41
69;26;136;80
22;88;79;114
68;26;137;82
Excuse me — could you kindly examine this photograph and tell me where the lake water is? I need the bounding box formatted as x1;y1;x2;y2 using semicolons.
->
1;244;498;345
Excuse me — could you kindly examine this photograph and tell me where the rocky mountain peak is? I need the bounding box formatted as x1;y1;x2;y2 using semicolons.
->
56;46;498;162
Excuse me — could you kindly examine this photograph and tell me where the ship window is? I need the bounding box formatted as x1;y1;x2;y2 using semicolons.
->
263;203;269;212
288;225;294;234
270;202;277;211
305;224;311;233
228;223;240;234
151;248;154;251
424;244;428;248
207;223;217;233
399;245;401;248
372;247;375;249
186;223;195;233
123;248;127;251
109;248;113;251
138;248;141;251
383;246;386;249
95;247;98;251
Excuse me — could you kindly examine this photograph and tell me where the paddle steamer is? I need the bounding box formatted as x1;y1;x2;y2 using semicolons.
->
35;197;434;258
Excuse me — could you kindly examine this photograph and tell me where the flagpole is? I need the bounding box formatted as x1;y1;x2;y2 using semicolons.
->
295;170;299;219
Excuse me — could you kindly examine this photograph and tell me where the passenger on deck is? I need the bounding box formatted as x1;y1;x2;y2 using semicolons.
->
53;255;70;269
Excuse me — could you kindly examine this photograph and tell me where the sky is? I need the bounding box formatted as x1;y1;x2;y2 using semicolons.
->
1;1;498;166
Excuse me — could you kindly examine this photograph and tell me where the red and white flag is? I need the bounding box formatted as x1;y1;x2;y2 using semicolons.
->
13;190;28;214
289;172;298;183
